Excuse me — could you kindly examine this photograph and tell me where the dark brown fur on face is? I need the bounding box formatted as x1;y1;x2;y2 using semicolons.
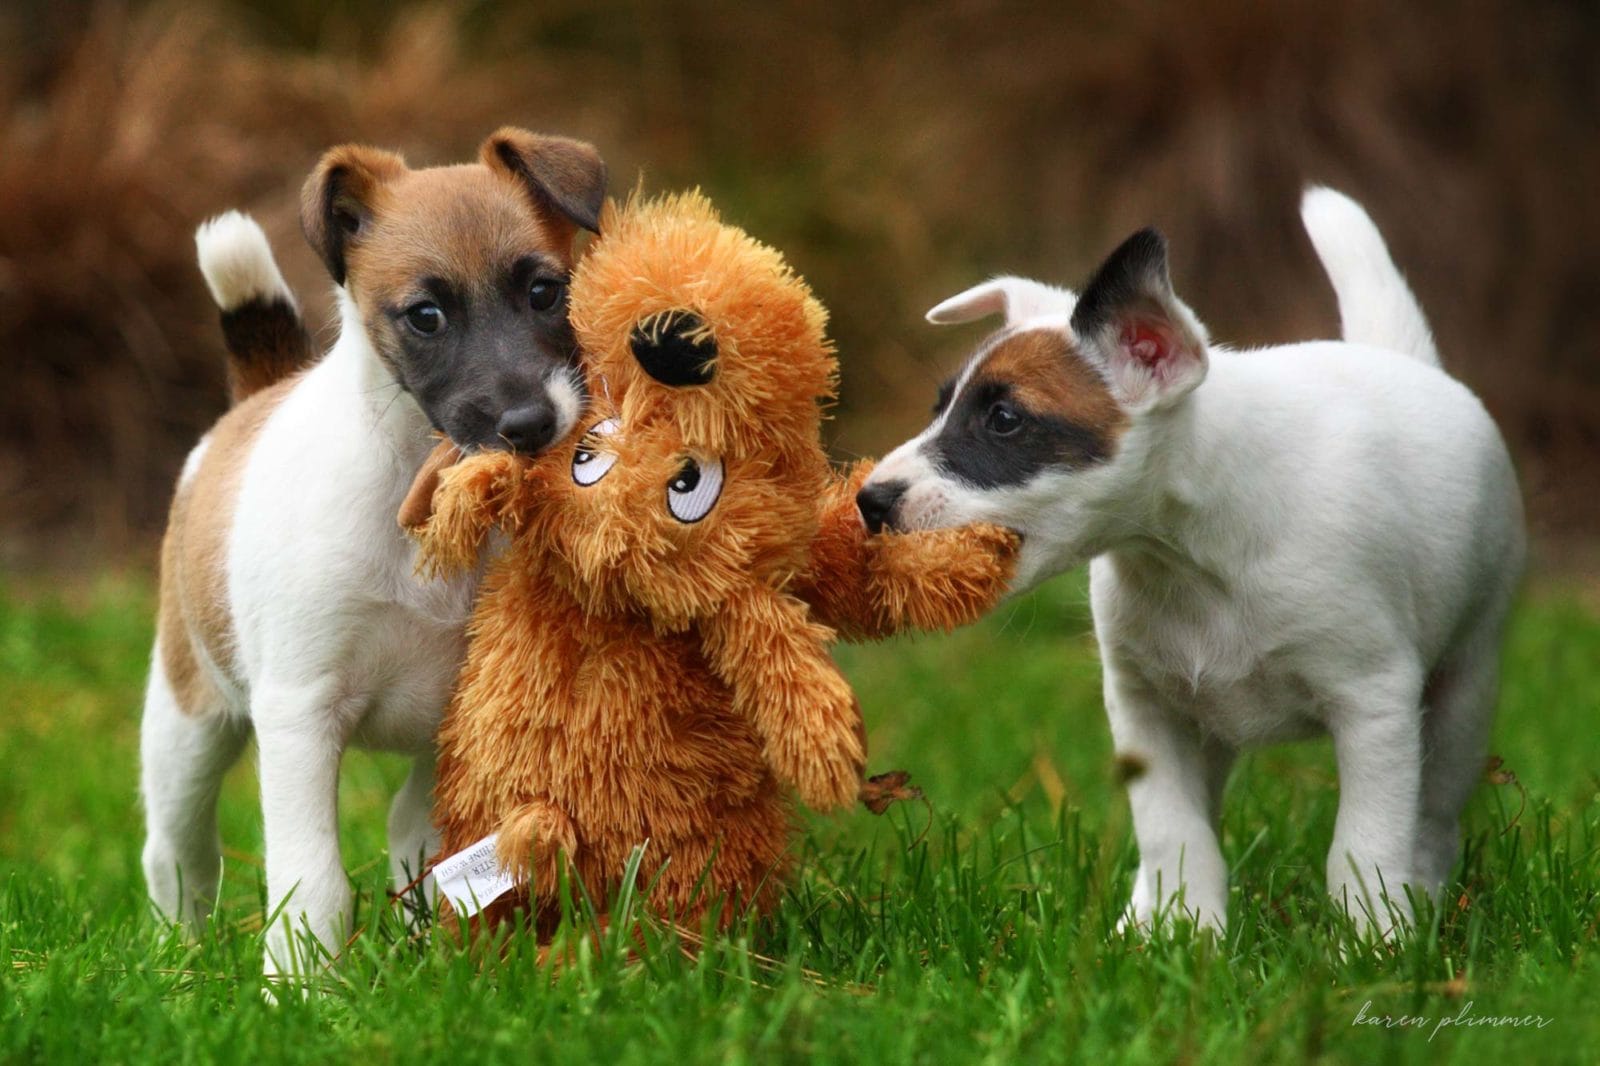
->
974;328;1129;446
921;328;1130;492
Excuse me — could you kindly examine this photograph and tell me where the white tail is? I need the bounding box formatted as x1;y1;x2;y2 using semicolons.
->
1300;187;1439;367
194;211;296;313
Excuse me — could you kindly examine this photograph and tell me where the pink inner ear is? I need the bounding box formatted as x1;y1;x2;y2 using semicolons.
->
1122;323;1168;367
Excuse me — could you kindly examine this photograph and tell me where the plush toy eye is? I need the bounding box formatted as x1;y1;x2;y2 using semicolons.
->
571;419;621;486
666;457;724;523
985;401;1023;435
404;302;446;336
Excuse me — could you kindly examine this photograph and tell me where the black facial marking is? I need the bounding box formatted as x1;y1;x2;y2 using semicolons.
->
370;262;584;453
1069;228;1169;339
923;377;1113;489
932;377;956;416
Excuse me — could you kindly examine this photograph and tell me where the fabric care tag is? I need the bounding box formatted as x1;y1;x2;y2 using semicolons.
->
432;834;518;917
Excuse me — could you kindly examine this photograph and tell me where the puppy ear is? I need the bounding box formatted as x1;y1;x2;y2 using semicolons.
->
482;127;607;237
926;276;1076;327
300;145;408;287
1069;229;1209;409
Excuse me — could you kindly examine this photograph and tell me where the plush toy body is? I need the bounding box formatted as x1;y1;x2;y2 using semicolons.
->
413;193;1017;933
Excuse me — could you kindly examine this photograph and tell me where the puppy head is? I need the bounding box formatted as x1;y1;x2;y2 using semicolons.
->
300;128;607;453
859;229;1209;592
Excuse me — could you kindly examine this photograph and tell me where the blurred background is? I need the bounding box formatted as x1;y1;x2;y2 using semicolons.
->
1;0;1596;571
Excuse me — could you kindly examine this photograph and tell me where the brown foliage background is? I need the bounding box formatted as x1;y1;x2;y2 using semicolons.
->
1;0;1596;565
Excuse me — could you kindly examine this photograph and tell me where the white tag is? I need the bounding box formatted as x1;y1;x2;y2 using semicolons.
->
432;833;518;917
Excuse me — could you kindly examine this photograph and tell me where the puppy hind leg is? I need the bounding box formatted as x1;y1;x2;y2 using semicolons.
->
1202;734;1237;828
1415;625;1504;894
140;662;249;930
386;752;440;918
1325;671;1425;937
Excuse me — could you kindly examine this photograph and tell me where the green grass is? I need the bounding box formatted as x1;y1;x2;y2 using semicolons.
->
1;573;1596;1064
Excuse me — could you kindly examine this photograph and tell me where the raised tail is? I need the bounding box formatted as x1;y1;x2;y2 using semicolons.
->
1300;187;1440;367
194;212;315;403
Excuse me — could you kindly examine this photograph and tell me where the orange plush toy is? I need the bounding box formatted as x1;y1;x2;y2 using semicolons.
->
408;192;1017;936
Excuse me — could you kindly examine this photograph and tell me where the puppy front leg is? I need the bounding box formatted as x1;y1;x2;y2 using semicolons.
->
1106;671;1229;933
1326;683;1424;937
254;688;352;983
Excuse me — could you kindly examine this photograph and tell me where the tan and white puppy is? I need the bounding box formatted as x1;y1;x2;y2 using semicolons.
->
859;189;1524;936
141;128;605;980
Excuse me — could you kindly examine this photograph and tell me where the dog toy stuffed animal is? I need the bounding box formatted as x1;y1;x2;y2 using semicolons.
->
407;192;1018;935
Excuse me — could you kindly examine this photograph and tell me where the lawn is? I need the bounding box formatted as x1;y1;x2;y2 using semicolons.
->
1;571;1596;1064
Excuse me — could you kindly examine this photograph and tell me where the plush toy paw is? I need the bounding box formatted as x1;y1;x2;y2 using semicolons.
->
398;439;463;531
764;684;867;812
867;522;1021;630
413;449;535;575
494;798;578;895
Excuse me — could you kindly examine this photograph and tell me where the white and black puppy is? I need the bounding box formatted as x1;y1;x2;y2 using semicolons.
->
141;128;604;979
859;189;1524;934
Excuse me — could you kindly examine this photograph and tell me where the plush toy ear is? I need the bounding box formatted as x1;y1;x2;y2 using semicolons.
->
925;276;1076;327
481;127;607;237
299;144;408;287
1069;229;1209;410
630;309;718;386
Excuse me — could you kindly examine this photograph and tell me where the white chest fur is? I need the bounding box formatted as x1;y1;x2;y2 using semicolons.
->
224;317;478;754
1090;553;1326;747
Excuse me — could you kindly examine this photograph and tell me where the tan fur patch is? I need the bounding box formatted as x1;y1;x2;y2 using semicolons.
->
346;166;573;318
976;328;1129;443
157;376;297;715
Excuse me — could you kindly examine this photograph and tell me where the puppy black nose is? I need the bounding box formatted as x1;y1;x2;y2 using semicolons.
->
856;479;909;535
496;401;558;454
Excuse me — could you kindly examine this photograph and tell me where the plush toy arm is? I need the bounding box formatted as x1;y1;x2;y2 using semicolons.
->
406;444;543;576
701;584;866;811
797;461;1022;640
397;440;464;531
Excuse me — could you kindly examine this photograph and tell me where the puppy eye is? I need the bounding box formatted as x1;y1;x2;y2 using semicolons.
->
985;401;1022;435
529;280;565;313
571;418;620;486
666;457;724;524
404;302;446;336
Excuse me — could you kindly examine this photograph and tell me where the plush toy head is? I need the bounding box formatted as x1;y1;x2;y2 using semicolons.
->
576;191;836;463
491;191;840;628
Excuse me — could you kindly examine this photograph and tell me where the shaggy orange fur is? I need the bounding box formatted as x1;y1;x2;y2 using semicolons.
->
410;192;1018;936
